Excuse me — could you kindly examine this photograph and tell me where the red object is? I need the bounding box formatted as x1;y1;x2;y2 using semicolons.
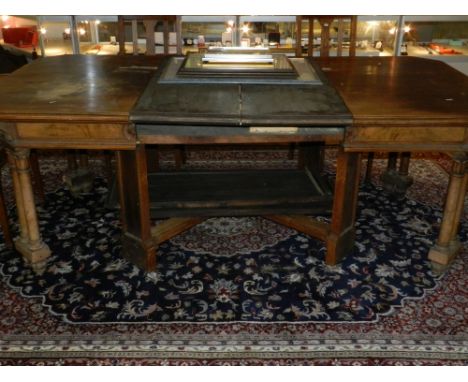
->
2;26;39;48
429;43;462;55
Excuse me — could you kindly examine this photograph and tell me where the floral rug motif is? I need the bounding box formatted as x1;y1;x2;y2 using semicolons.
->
170;217;295;256
0;176;457;323
0;152;466;365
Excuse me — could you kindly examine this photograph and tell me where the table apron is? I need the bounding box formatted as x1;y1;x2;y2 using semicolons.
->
0;122;136;150
344;125;468;152
136;124;345;145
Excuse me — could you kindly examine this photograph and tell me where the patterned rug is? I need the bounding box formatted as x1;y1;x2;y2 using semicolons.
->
0;150;466;365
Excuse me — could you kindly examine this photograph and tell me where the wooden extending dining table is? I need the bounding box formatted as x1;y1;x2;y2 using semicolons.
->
0;54;466;272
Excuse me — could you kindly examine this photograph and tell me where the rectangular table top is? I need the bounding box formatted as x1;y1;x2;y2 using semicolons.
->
0;55;162;123
0;55;466;129
314;56;468;127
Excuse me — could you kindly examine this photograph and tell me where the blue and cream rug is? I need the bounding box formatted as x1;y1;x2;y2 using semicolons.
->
0;178;445;323
0;151;466;364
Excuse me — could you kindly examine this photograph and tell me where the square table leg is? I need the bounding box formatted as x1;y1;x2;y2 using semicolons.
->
116;145;157;271
326;149;361;265
63;150;94;196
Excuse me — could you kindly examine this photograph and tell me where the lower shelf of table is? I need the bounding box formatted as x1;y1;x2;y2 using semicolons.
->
148;169;333;218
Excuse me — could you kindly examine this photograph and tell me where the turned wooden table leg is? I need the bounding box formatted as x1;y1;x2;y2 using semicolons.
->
117;145;157;271
428;153;468;271
380;152;398;190
67;151;78;172
397;151;413;189
398;152;411;177
29;150;45;203
381;152;413;195
326;148;361;265
448;168;468;250
64;150;94;196
7;148;51;264
387;152;398;172
6;149;29;246
0;172;13;248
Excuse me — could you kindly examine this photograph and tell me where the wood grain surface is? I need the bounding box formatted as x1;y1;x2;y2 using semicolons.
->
0;55;162;123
